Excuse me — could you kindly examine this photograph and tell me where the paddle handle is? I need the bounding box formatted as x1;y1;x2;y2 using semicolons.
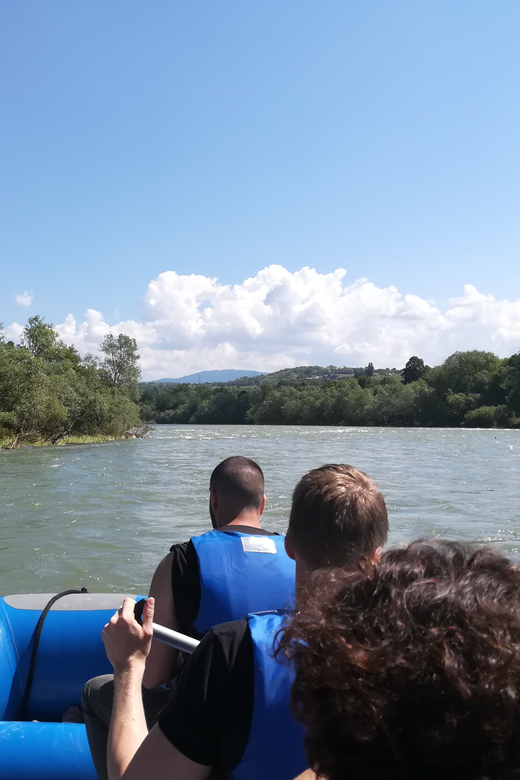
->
134;598;200;654
152;622;200;654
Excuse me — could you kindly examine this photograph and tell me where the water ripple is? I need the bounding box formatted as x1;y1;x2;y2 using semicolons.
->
1;425;519;593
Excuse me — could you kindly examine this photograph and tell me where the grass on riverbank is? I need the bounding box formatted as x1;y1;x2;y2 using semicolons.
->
0;433;126;449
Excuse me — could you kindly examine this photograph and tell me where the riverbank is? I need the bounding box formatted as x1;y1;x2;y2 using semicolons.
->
0;427;151;449
0;433;125;449
140;351;520;428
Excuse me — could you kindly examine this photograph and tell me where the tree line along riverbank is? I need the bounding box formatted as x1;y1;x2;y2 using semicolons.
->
139;351;520;428
2;317;520;444
0;317;141;448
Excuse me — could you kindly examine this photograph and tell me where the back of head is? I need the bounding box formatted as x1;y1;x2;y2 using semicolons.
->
288;464;388;569
210;456;264;515
280;540;520;780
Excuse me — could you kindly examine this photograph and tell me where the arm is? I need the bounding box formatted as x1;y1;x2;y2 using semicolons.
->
103;597;211;780
111;723;211;780
143;552;179;688
103;597;152;780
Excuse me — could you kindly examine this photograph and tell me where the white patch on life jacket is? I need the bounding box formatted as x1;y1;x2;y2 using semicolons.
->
241;536;277;554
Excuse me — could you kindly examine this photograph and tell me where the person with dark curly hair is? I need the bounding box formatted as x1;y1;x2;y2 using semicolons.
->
279;540;520;780
100;464;389;780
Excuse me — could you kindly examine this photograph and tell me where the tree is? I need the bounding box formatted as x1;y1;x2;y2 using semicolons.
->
100;333;141;398
20;315;80;366
402;356;428;384
503;351;520;415
0;316;143;445
21;316;58;358
463;406;496;428
426;351;501;396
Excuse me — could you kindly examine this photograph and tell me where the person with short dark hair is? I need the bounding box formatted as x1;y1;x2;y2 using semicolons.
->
101;464;389;780
281;540;520;780
209;455;265;518
83;455;294;780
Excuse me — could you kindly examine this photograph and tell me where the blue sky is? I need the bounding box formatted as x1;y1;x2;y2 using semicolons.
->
1;1;519;378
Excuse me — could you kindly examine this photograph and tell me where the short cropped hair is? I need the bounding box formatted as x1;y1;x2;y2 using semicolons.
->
279;540;520;780
210;456;264;510
288;464;388;568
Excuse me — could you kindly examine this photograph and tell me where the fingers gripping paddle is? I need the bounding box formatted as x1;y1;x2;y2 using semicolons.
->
134;598;200;655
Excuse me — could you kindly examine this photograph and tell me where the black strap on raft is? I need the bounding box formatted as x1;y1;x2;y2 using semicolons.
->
18;588;88;721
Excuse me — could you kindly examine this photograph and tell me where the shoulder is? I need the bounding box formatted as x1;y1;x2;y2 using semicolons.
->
169;539;192;557
158;619;254;771
199;619;252;662
169;540;197;573
177;619;253;690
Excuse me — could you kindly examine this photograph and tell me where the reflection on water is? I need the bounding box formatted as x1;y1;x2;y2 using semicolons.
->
0;425;519;594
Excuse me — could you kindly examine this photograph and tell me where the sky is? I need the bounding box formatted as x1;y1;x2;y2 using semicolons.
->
1;1;519;380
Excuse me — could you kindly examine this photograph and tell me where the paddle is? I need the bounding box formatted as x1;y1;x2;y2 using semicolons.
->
134;598;200;654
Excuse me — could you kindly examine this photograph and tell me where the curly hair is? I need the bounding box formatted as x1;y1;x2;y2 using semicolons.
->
278;540;520;780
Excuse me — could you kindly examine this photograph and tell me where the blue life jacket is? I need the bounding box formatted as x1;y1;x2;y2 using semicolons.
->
233;611;307;780
191;531;295;633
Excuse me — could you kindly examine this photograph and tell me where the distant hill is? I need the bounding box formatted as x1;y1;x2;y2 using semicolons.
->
149;369;265;384
226;364;400;386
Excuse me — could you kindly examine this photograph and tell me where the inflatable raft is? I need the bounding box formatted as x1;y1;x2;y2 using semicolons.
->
0;591;132;780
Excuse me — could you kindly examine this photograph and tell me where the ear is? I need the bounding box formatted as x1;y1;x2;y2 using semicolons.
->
209;487;218;510
285;532;296;561
259;494;266;516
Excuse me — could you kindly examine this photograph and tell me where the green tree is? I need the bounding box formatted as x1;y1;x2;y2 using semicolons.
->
357;375;376;390
100;334;141;399
0;316;143;445
21;316;59;358
463;406;497;428
445;392;478;425
21;315;80;364
503;351;520;414
402;356;428;384
427;351;501;396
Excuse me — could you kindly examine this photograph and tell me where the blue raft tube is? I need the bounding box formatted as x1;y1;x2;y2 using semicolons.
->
0;592;134;780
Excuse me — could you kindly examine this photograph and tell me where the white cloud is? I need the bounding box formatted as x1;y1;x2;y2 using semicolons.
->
15;291;33;307
6;267;520;379
4;322;24;342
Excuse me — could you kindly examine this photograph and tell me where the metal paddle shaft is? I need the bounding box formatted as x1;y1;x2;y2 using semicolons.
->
151;622;199;654
134;598;200;654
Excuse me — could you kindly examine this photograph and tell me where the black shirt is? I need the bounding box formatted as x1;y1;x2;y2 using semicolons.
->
157;619;254;778
170;526;278;638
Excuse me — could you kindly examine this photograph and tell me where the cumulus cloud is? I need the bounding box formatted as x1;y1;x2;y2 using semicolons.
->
15;291;33;307
4;322;24;342
7;266;520;379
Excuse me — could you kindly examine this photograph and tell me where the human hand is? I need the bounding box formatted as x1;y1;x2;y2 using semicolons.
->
102;596;154;674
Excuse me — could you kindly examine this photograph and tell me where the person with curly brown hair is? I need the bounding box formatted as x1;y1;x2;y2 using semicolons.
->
280;540;520;780
100;464;389;780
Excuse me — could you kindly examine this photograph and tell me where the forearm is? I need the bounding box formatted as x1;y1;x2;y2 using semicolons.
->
108;663;148;780
143;643;178;688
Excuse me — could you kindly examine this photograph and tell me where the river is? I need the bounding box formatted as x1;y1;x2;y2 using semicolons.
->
1;425;519;595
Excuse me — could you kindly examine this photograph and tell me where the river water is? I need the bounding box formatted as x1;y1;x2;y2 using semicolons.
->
1;425;519;595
